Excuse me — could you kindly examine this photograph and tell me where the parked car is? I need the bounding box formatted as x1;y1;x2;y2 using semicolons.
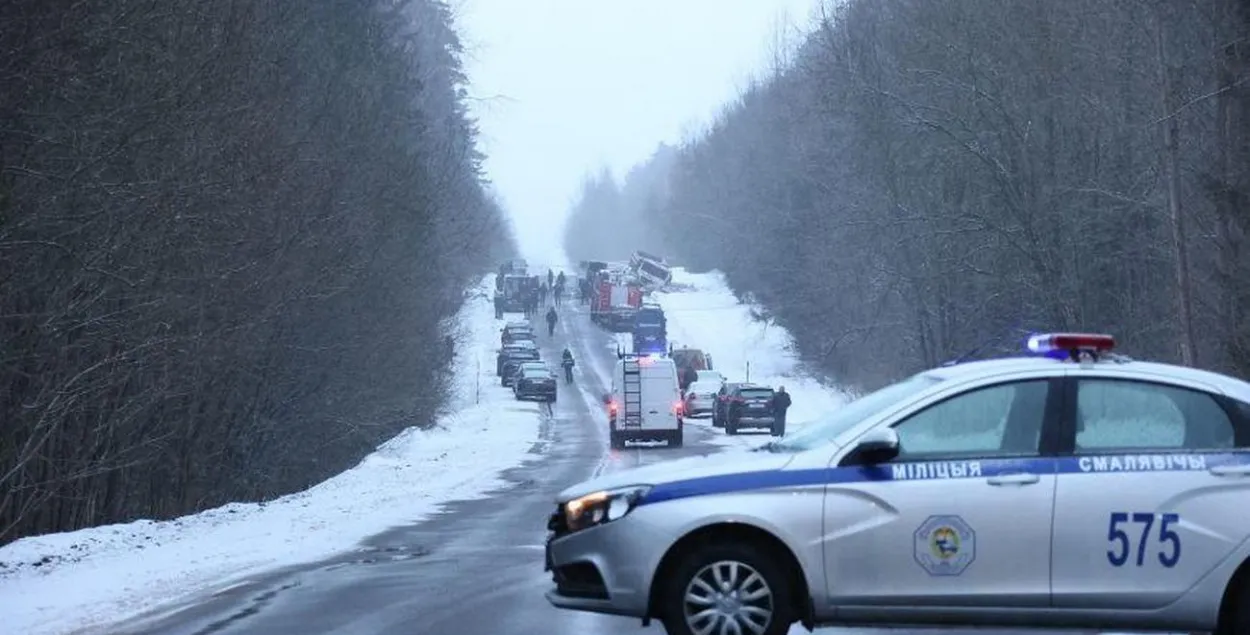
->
723;384;778;435
683;380;720;417
711;381;748;428
497;340;539;377
514;365;557;402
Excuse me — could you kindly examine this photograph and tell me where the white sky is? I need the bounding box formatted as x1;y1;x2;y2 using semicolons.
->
453;0;818;265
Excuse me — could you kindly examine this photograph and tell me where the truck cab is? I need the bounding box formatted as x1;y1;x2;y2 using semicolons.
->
631;303;667;354
603;354;683;449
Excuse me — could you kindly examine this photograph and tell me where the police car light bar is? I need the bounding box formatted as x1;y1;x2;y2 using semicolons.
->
1026;333;1116;356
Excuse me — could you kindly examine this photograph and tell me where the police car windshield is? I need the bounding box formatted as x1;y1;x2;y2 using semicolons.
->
769;374;943;452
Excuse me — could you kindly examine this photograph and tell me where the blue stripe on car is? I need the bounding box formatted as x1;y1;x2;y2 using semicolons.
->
636;451;1250;506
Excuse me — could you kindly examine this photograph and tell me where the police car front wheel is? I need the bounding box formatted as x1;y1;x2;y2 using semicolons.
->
659;542;795;635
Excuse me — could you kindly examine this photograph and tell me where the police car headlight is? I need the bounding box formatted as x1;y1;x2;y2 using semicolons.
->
563;485;651;531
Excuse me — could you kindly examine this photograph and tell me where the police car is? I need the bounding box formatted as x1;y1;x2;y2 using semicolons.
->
544;333;1250;635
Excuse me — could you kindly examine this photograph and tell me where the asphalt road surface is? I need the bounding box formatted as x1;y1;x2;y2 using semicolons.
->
103;301;1143;635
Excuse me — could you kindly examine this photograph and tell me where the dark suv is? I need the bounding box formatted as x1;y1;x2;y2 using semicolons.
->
711;382;747;428
723;384;777;435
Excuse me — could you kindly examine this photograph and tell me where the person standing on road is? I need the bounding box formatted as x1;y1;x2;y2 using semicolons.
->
561;347;575;384
546;306;558;336
547;269;554;289
538;282;548;305
554;281;564;306
771;386;792;436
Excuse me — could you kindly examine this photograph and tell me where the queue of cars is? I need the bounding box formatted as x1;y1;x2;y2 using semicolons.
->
546;333;1250;635
496;320;558;402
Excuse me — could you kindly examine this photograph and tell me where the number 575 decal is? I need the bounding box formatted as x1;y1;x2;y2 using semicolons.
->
1107;512;1181;568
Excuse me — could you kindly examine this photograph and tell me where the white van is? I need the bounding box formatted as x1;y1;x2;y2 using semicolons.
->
603;355;683;449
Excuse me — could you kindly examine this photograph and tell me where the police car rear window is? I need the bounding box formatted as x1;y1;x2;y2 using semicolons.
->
740;389;773;399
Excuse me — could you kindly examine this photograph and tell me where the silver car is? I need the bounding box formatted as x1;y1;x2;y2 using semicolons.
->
544;333;1250;635
684;380;720;416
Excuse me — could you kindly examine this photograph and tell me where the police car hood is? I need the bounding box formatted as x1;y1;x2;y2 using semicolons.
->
556;450;797;502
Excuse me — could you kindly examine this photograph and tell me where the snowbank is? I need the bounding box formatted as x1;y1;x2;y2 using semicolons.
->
0;275;543;635
651;268;849;448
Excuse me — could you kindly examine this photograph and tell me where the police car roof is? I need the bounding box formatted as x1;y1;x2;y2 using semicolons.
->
923;355;1250;401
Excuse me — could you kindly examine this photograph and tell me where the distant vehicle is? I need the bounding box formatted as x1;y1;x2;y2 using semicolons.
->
501;321;535;346
514;365;557;402
632;303;667;354
591;277;643;332
712;381;748;428
603;354;682;449
496;340;538;377
670;346;713;392
695;369;725;385
545;332;1250;635
630;250;672;290
496;274;535;313
682;380;720;417
723;384;779;435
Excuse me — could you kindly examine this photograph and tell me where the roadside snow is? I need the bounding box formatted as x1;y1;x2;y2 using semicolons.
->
0;275;543;635
651;268;849;449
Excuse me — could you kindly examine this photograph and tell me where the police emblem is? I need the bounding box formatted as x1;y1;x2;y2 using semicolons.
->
913;515;976;576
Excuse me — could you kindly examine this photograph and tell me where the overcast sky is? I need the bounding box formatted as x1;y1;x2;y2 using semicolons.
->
454;0;818;266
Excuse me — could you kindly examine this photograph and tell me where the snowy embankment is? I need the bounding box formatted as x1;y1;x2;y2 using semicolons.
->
0;275;543;635
651;268;848;447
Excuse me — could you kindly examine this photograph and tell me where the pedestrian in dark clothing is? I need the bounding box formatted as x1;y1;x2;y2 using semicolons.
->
554;281;564;305
556;271;566;289
561;348;575;384
772;386;792;436
548;269;554;289
546;306;558;336
539;283;548;305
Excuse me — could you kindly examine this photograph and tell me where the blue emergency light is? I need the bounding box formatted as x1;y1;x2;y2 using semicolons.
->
1026;333;1116;360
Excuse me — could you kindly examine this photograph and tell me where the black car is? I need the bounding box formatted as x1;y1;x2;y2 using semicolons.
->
711;381;748;428
496;341;538;376
505;359;546;388
513;366;557;402
501;322;535;346
501;353;540;386
724;384;777;435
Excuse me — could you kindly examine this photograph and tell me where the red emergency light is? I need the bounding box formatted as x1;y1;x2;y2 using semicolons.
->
1026;333;1116;359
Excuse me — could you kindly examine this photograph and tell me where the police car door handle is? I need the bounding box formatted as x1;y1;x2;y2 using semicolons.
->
986;473;1040;486
1209;465;1250;477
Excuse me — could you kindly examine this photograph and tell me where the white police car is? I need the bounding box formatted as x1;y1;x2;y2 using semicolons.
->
544;333;1250;635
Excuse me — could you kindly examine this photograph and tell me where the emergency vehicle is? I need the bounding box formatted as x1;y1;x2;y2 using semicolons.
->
602;352;683;450
590;275;643;332
631;303;667;355
546;333;1250;635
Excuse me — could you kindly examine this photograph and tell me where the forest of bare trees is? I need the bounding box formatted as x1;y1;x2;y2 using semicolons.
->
563;0;1250;392
0;1;514;544
563;145;676;263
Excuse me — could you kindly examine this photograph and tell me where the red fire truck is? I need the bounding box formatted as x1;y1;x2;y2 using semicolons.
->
590;275;643;332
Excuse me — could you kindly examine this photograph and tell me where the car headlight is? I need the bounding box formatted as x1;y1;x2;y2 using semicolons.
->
563;485;651;531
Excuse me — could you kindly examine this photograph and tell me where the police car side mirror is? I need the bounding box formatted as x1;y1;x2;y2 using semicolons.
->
849;428;900;465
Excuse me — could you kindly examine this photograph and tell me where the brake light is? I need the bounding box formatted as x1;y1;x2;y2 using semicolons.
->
1027;332;1116;359
608;401;618;413
674;401;683;414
